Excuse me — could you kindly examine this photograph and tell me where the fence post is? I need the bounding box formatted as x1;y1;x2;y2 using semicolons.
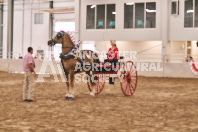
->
7;52;11;73
163;54;166;78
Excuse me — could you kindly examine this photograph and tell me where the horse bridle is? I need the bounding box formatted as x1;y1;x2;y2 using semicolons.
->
52;31;74;49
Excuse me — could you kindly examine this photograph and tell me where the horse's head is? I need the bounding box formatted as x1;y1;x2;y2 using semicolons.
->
48;31;65;47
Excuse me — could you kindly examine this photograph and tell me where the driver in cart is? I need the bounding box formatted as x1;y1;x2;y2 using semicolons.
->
104;40;119;84
104;40;119;68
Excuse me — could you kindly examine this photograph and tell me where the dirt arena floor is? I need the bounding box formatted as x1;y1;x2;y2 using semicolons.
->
0;71;198;132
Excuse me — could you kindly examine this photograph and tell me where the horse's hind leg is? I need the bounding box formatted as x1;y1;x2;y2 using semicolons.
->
90;84;96;96
88;71;97;96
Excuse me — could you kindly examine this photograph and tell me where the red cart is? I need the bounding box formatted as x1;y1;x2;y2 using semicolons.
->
87;61;138;96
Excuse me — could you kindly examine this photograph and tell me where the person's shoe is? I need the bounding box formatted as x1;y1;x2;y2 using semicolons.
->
23;99;28;101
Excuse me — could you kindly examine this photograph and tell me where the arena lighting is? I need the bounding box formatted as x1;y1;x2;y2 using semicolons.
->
146;9;156;13
187;10;194;13
112;12;116;14
126;2;134;5
90;5;96;8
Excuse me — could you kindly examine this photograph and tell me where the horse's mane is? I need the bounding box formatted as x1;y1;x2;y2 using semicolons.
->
64;32;75;46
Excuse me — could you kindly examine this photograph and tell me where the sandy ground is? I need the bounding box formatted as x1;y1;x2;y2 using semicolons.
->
0;71;198;132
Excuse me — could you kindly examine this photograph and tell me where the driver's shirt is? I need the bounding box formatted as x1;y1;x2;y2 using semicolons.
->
107;47;119;61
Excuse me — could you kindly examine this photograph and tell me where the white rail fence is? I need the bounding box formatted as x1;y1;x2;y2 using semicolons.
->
0;52;198;78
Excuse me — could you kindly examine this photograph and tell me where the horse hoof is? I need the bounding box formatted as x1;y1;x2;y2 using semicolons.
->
68;97;74;101
65;97;74;101
65;96;69;100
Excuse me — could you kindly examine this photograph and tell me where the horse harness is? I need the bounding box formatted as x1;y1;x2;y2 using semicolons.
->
55;31;83;64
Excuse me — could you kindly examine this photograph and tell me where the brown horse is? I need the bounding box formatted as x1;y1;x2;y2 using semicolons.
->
48;31;100;100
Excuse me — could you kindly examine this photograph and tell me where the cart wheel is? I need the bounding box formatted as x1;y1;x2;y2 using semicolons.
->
87;74;106;94
120;61;138;96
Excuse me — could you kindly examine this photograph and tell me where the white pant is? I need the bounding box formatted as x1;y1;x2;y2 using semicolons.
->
23;71;35;100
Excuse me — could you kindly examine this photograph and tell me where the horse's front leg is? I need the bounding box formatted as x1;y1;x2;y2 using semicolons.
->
65;73;70;99
66;72;75;100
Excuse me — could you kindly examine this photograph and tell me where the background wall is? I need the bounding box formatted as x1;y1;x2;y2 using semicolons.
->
169;0;198;41
80;0;198;41
80;0;161;41
1;0;75;59
95;41;162;62
2;1;50;58
167;41;186;62
191;41;198;56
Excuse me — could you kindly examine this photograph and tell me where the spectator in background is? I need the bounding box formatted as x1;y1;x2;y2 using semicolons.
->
19;53;23;59
34;53;42;60
51;54;55;61
185;56;194;62
34;54;38;60
189;57;194;62
42;53;46;60
23;47;37;102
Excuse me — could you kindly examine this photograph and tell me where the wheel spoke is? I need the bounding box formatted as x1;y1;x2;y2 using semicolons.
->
97;84;100;92
131;77;136;80
127;84;131;95
129;84;133;95
130;71;136;77
131;80;136;86
122;79;127;85
131;80;137;90
99;82;102;87
129;64;133;73
125;81;132;96
132;80;137;87
97;83;100;89
130;65;134;73
125;83;128;94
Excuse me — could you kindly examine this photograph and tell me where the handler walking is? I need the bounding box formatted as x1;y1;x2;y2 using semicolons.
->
23;47;37;102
